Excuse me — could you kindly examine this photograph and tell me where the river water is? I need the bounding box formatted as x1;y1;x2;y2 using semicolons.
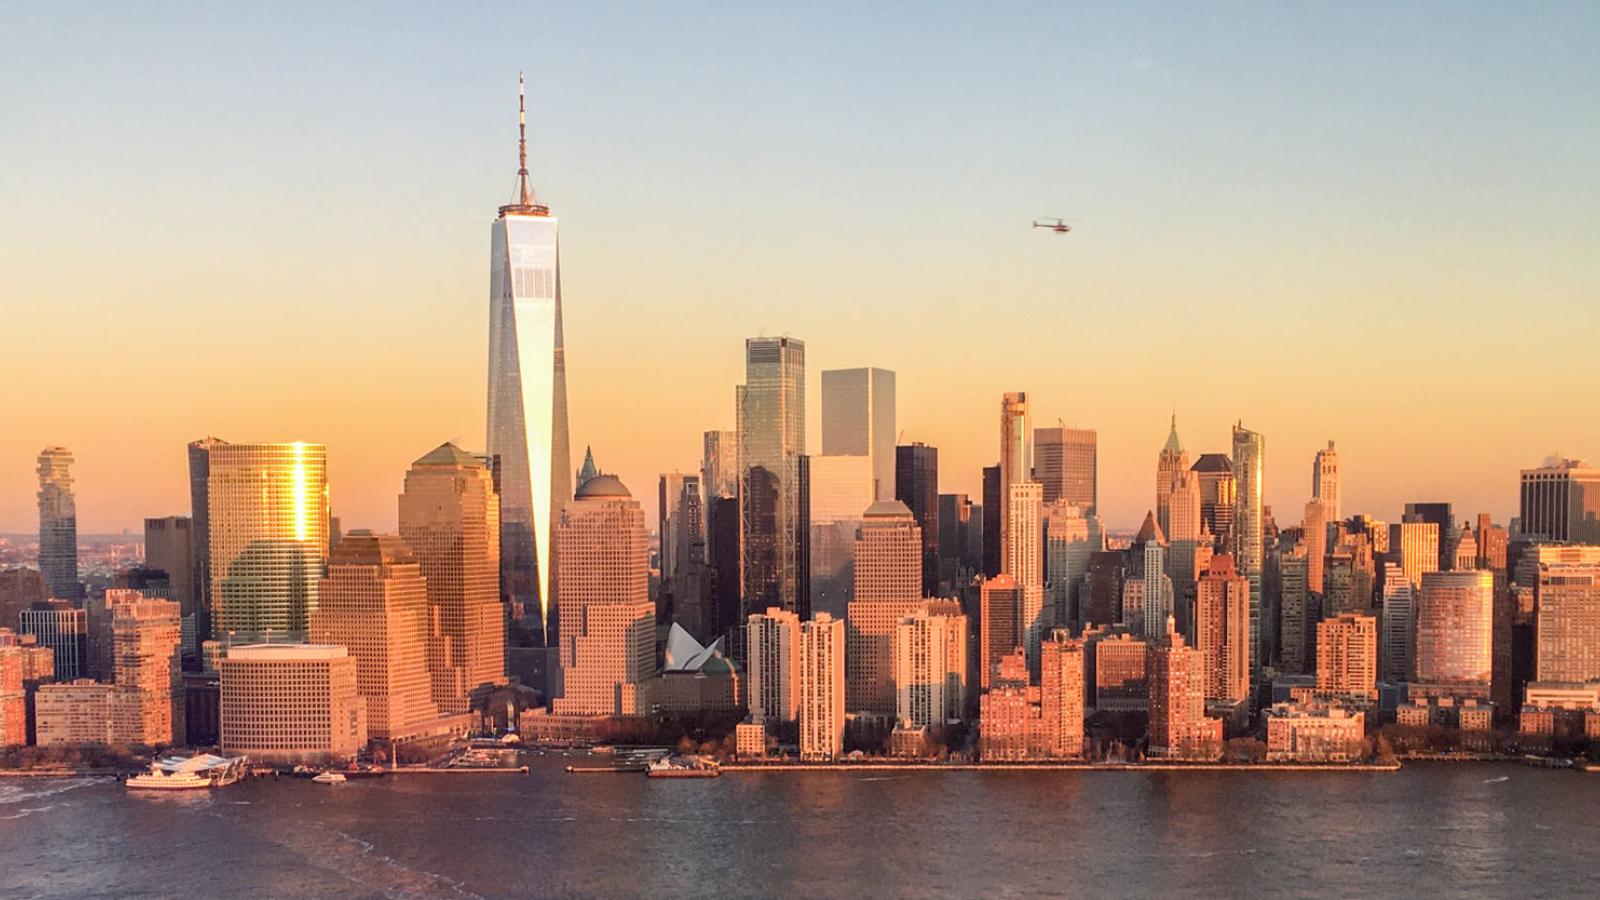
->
2;758;1595;898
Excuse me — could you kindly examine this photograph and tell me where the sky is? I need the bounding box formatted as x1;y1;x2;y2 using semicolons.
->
2;2;1597;536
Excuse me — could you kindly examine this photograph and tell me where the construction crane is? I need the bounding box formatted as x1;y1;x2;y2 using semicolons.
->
1033;217;1071;234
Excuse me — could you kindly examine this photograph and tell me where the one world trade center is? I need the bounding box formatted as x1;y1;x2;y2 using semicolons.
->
487;75;571;646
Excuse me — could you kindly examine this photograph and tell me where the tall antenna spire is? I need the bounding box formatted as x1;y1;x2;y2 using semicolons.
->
517;72;532;207
500;73;548;217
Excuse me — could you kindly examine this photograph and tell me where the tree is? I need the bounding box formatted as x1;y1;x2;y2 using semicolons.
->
1222;737;1267;764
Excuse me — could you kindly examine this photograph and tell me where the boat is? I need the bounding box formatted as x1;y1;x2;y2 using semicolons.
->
311;771;348;785
127;753;249;791
646;756;721;779
126;768;211;791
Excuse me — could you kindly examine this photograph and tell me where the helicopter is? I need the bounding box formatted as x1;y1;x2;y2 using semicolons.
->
1032;217;1072;234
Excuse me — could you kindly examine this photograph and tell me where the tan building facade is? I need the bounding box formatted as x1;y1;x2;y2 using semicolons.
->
1147;624;1222;760
31;596;182;748
35;681;116;746
398;443;505;715
1039;631;1086;759
979;649;1036;761
551;475;656;717
1316;612;1378;701
0;630;52;746
310;532;440;741
892;600;967;729
1389;521;1440;590
220;644;366;764
1089;629;1148;711
110;595;183;746
1533;553;1600;683
846;500;925;717
1194;553;1250;703
1265;702;1364;762
979;575;1020;691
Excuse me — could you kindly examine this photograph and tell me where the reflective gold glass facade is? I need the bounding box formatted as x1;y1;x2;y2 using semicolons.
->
207;442;329;640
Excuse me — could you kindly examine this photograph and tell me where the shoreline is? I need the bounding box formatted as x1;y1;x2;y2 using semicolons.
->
720;761;1403;773
0;768;127;779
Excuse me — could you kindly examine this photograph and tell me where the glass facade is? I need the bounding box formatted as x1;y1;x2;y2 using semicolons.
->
1231;424;1265;666
820;367;895;501
206;442;328;640
1520;460;1600;544
739;337;806;614
1034;427;1096;514
1416;570;1493;685
487;210;572;644
36;447;79;600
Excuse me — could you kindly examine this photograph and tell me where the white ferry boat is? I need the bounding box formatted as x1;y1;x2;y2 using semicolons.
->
126;768;211;791
311;771;347;785
126;754;249;792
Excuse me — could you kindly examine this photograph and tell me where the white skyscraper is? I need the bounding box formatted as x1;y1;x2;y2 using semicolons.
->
1314;441;1340;522
1006;482;1046;670
486;76;572;645
820;368;896;501
999;392;1031;570
799;613;846;761
1379;563;1415;683
747;607;801;722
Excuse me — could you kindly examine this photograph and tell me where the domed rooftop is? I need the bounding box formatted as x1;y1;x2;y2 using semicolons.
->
574;473;630;499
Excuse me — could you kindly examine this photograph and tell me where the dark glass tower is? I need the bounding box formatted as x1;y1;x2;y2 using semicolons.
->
895;443;940;595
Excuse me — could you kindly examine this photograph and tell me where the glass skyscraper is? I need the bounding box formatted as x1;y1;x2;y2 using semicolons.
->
486;77;572;646
740;336;807;616
188;436;226;644
1033;426;1097;514
1231;423;1265;667
819;367;895;501
204;441;329;640
1520;459;1600;545
36;446;80;600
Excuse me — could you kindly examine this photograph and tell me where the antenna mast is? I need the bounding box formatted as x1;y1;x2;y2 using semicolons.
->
517;72;532;206
500;72;548;217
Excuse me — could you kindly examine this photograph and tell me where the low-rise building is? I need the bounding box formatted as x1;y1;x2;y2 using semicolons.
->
1518;681;1600;740
657;664;743;716
1396;695;1495;733
35;680;116;745
219;644;366;765
656;624;743;716
1264;702;1366;762
734;719;767;758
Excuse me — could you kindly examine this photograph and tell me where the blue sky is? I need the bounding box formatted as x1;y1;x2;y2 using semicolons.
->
2;3;1596;531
